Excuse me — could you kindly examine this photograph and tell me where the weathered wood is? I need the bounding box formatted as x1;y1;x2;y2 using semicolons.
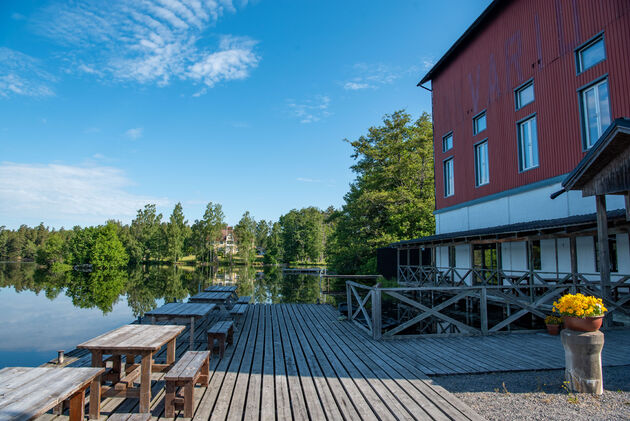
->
0;367;103;421
596;194;612;327
371;288;382;340
77;324;185;352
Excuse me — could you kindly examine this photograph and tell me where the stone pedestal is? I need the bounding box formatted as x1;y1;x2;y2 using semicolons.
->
561;329;604;394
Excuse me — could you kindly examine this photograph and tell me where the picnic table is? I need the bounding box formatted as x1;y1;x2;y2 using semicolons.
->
0;366;104;421
145;302;216;348
77;324;185;417
188;291;234;311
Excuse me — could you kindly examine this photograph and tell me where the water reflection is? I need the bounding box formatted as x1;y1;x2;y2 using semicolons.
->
0;263;342;367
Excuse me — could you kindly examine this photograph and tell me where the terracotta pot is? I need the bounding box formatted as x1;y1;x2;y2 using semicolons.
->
546;324;561;335
563;316;604;332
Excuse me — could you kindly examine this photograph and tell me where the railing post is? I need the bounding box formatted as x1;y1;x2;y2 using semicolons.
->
480;286;488;334
372;287;382;340
346;282;352;320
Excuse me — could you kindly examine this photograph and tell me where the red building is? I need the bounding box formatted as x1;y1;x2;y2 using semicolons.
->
393;0;630;313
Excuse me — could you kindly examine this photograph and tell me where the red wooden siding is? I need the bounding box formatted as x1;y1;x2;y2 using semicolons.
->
432;0;630;211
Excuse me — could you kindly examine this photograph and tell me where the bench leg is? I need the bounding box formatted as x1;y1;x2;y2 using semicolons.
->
167;339;176;365
199;355;210;387
190;316;195;350
184;381;194;418
165;381;176;418
227;326;234;345
88;351;102;420
68;389;85;421
139;352;153;413
219;337;226;359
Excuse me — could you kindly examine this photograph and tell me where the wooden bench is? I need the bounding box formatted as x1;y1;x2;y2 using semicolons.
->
207;321;234;358
164;351;210;418
108;413;152;421
236;296;251;304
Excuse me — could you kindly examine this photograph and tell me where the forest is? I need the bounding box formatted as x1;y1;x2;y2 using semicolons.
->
0;110;435;274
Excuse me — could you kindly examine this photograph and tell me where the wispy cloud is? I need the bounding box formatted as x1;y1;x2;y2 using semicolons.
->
0;48;56;98
421;56;435;70
296;177;322;183
125;127;144;140
32;0;259;93
342;62;420;91
0;162;167;226
287;95;331;124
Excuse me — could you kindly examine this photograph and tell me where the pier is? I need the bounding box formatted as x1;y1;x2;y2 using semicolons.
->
38;303;630;421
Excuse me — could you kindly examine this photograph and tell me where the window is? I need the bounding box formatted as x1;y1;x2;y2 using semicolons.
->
580;79;611;148
448;246;456;268
443;158;454;197
515;81;534;109
576;35;605;73
474;140;489;186
473;111;486;135
517;116;539;171
442;132;453;152
595;236;618;273
530;240;541;271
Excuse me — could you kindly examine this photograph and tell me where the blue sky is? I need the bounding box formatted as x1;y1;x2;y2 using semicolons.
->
0;0;491;229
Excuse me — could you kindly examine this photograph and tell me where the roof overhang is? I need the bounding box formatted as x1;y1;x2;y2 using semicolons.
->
562;118;630;196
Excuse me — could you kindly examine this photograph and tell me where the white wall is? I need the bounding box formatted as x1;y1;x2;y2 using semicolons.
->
435;182;625;234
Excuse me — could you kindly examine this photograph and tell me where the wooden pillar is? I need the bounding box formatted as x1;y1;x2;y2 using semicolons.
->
480;286;488;334
396;248;400;283
625;191;630;221
371;288;382;340
595;195;611;325
347;282;352;320
570;236;578;291
496;242;503;285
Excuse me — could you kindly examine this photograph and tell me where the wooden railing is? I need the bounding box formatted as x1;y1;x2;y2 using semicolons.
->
347;267;630;340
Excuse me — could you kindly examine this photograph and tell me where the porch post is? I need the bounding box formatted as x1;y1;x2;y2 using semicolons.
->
570;236;578;292
396;247;400;283
595;195;611;326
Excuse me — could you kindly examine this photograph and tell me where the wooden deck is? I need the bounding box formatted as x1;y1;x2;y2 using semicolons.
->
37;304;630;421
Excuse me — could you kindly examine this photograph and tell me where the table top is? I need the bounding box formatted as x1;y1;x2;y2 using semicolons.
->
189;291;233;302
77;324;185;352
145;302;216;318
0;367;104;421
203;285;237;293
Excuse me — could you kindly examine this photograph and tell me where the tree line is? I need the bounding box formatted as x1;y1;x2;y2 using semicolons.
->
1;109;434;274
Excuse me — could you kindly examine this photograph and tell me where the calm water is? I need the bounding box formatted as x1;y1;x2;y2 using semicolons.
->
0;263;342;368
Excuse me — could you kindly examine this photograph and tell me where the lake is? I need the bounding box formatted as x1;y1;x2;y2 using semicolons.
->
0;263;342;368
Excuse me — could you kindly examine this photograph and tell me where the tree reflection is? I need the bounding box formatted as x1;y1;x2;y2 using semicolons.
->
0;263;336;316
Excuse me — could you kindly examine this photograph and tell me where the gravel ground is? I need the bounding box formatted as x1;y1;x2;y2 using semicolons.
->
432;365;630;421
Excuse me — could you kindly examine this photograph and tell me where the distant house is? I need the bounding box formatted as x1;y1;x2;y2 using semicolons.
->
215;226;238;255
392;0;630;318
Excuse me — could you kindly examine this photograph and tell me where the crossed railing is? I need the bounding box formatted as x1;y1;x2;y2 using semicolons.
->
346;267;630;340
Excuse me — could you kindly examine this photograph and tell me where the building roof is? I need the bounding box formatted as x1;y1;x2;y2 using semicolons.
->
561;118;630;192
390;209;626;247
418;0;508;86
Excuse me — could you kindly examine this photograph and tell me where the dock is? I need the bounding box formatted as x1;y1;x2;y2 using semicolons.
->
39;304;630;421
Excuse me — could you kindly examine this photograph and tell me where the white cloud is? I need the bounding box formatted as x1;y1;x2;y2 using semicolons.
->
421;56;435;70
0;48;56;98
342;62;419;91
0;162;167;227
33;0;259;93
287;95;331;124
125;127;144;139
296;177;322;183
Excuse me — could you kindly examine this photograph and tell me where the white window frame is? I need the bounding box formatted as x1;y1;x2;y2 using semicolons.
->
580;78;611;149
517;115;539;172
576;34;606;74
474;140;489;187
443;158;454;197
515;80;534;110
442;132;453;152
473;111;486;136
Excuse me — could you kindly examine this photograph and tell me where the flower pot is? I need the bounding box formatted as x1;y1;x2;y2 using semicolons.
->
546;324;561;335
563;316;604;332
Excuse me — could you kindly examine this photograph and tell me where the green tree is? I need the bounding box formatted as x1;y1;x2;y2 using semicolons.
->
130;204;163;262
279;207;325;263
263;222;283;264
327;110;435;274
90;223;129;269
36;232;66;268
190;202;226;262
255;220;271;250
234;211;256;263
166;202;189;263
